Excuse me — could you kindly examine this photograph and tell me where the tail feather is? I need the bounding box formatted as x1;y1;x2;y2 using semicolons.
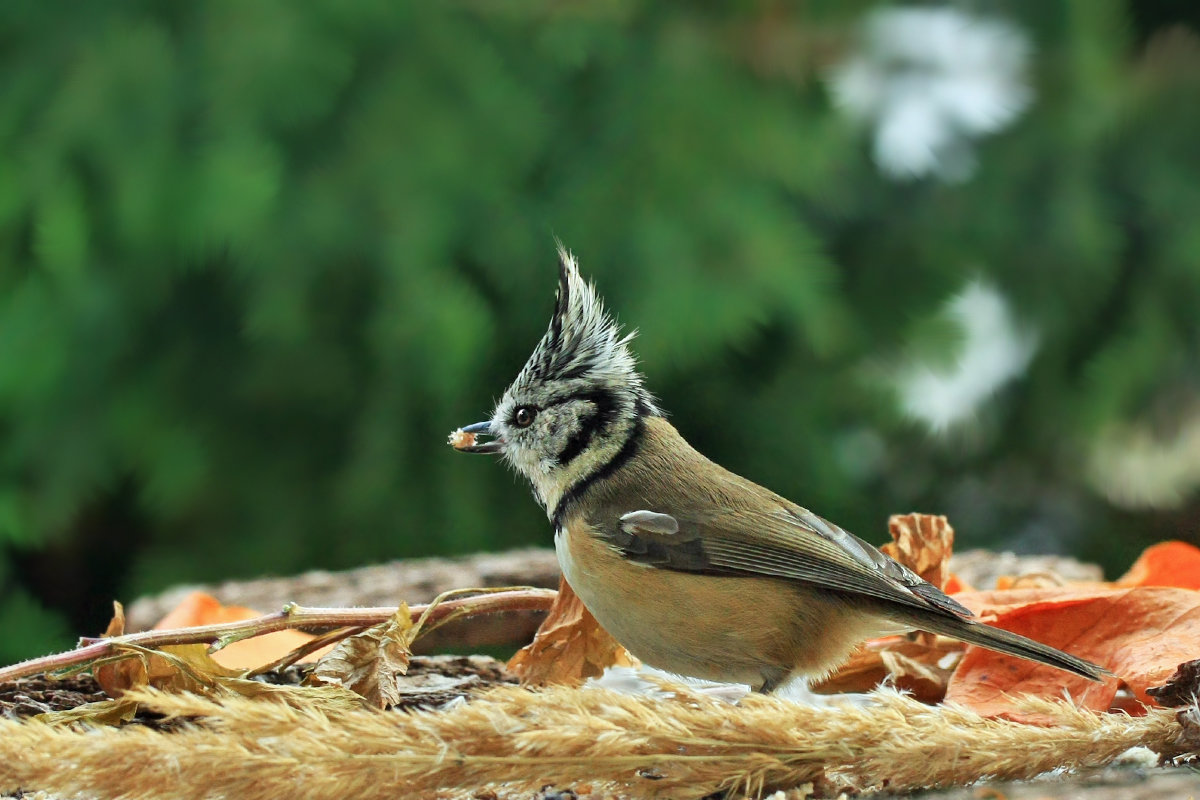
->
899;613;1112;681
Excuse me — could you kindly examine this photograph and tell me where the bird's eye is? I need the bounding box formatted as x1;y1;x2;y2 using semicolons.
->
514;406;537;428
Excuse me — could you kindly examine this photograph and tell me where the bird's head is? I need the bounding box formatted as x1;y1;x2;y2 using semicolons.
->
453;244;658;515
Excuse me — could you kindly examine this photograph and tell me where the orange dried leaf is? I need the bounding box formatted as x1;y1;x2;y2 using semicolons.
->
943;573;972;594
96;641;241;698
881;513;956;590
880;649;954;693
94;654;146;698
152;590;327;669
93;602;207;698
102;600;126;637
1117;541;1200;590
507;577;634;686
994;573;1074;591
150;591;233;630
94;601;143;697
818;514;965;696
812;635;961;702
946;585;1200;718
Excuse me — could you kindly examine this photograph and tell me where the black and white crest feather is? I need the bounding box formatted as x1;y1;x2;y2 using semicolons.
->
512;244;659;415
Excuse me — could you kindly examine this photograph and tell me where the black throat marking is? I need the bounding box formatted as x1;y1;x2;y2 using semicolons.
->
550;410;646;533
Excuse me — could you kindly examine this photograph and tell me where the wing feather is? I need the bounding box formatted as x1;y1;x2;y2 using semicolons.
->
612;504;972;620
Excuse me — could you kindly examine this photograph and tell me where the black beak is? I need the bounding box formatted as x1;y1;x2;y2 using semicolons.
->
451;420;503;454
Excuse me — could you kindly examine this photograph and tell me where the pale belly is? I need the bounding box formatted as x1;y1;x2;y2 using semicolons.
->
555;522;883;689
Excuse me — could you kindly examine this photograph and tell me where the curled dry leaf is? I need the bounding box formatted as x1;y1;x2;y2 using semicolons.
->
1117;540;1200;590
93;601;138;697
943;540;1200;719
36;697;142;726
1146;658;1200;708
102;600;127;638
815;513;966;698
1175;703;1200;750
94;641;243;699
308;604;414;708
94;601;239;698
881;513;956;591
813;635;962;703
508;576;635;686
85;599;361;723
947;584;1200;719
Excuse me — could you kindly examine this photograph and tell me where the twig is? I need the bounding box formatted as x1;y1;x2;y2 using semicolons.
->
0;588;557;685
243;627;364;678
245;586;533;679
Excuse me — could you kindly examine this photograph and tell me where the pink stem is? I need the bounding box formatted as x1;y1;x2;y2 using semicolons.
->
0;588;556;684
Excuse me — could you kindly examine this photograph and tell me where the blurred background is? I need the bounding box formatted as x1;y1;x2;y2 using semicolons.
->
2;0;1200;663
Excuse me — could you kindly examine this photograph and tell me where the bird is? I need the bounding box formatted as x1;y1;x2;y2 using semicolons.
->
451;245;1111;692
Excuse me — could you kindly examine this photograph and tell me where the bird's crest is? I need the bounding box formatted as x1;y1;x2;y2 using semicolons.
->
512;245;659;413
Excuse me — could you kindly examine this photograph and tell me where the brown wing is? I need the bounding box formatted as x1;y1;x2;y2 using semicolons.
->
604;502;972;620
586;416;971;622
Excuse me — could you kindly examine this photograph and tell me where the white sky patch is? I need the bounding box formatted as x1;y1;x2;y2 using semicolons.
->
897;281;1039;432
829;6;1033;182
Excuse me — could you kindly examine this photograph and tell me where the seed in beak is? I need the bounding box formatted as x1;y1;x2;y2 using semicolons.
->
448;428;478;450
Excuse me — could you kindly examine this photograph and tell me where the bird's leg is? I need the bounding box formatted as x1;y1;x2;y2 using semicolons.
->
756;668;788;694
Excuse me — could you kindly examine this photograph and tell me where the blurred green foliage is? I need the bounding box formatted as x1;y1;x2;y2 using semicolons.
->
2;1;1200;662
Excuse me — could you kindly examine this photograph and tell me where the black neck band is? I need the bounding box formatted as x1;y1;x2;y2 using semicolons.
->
551;414;645;532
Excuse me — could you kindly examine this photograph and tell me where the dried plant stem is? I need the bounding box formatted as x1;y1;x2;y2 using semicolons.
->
0;684;1190;800
0;588;556;684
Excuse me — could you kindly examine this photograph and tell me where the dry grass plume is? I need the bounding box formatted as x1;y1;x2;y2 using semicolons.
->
0;683;1190;799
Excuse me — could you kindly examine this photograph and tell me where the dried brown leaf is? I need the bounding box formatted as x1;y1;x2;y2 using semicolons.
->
94;602;243;698
102;601;126;638
507;577;634;687
83;601;341;720
881;513;955;590
812;636;962;702
35;697;141;726
1148;659;1200;707
946;585;1200;718
94;602;143;697
308;604;414;708
816;514;965;698
132;644;241;692
1175;705;1200;749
